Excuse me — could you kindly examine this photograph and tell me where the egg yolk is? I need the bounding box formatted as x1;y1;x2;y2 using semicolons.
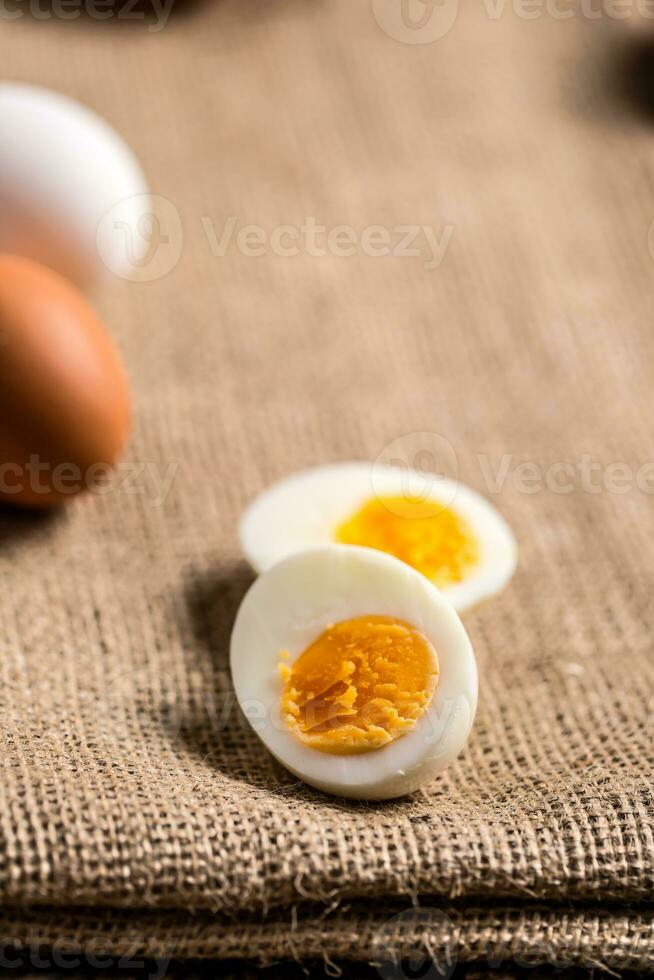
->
335;496;478;586
279;615;438;755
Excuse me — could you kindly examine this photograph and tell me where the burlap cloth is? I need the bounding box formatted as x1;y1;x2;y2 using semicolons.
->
1;0;653;974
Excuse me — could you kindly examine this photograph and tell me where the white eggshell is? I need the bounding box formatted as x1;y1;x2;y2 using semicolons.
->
0;84;149;287
230;544;478;800
239;462;518;613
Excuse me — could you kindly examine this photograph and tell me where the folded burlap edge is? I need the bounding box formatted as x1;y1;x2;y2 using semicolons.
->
1;902;652;972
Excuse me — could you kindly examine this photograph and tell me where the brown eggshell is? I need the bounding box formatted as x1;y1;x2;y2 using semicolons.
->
0;254;131;506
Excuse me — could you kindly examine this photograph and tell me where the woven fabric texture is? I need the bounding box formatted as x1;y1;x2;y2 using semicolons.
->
1;904;654;972
0;0;653;971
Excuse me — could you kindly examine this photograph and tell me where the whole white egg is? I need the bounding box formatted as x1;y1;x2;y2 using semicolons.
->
231;544;478;800
0;83;150;287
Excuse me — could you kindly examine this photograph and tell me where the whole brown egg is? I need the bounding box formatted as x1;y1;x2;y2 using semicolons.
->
0;254;131;506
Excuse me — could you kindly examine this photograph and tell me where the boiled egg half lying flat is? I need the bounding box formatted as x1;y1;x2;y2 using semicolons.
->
230;545;477;800
239;463;517;614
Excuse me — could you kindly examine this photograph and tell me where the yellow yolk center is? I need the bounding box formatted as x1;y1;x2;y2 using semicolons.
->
335;496;479;586
279;615;438;755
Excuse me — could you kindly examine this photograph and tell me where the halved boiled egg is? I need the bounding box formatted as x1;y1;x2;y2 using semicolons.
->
239;462;517;613
230;544;477;799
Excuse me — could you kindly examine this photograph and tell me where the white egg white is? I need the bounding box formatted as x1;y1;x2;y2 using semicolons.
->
239;462;517;613
230;544;478;800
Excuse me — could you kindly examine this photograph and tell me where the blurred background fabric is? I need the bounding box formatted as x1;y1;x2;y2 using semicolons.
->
0;0;653;974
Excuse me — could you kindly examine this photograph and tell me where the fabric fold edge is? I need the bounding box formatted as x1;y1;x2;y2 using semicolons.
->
0;902;652;973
